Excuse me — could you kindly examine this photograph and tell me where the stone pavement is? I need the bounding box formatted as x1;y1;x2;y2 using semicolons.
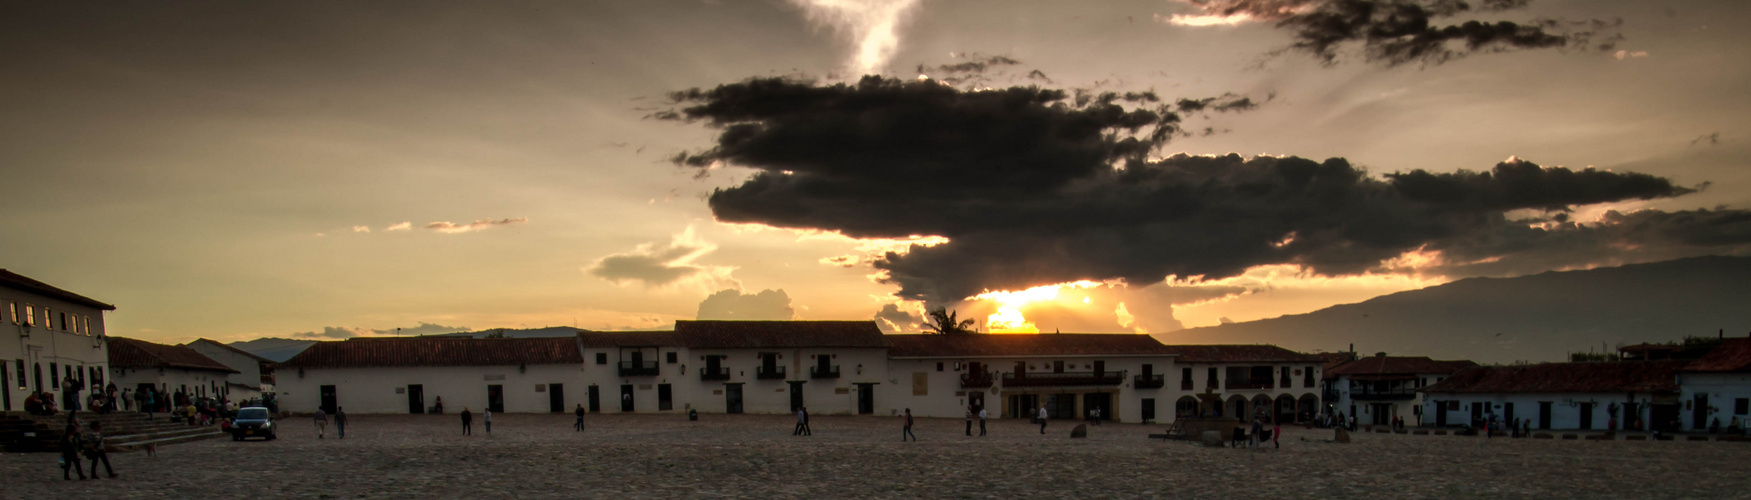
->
3;413;1747;499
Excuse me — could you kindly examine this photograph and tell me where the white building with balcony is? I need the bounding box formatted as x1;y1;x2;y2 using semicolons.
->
0;269;115;413
884;334;1178;423
1158;345;1325;424
1327;354;1475;426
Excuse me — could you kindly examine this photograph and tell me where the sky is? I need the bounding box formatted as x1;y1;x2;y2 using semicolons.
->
2;0;1748;346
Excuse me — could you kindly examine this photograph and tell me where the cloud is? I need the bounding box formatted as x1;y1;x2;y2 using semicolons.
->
1613;49;1648;60
352;226;371;233
386;221;413;231
292;322;469;339
873;303;922;332
586;226;738;289
785;0;922;76
661;77;1751;306
696;288;798;320
1166;0;1621;66
424;217;528;234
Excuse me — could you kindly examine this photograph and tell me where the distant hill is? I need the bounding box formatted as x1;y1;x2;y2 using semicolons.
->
438;326;593;339
229;337;317;362
1155;256;1751;364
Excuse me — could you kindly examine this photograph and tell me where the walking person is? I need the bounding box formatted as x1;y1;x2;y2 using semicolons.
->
574;404;586;432
1273;420;1281;449
978;407;987;436
460;407;473;435
484;409;492;434
902;408;917;441
801;407;811;436
86;421;116;478
965;406;973;436
334;406;347;439
1038;404;1049;434
313;407;328;439
58;424;85;480
794;407;807;436
1250;417;1263;448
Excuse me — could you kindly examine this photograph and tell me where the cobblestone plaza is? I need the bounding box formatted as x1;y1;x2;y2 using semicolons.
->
4;413;1749;499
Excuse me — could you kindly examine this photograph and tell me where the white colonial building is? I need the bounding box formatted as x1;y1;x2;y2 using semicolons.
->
276;336;586;414
186;338;277;400
108;337;240;407
884;334;1178;423
1;269;115;413
1157;345;1325;424
1678;338;1751;432
1420;360;1689;432
1327;354;1475;426
674;320;892;416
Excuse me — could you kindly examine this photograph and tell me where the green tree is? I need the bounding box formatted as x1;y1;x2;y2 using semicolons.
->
922;307;977;335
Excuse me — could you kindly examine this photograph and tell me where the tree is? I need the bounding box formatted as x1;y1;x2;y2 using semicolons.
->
921;307;977;335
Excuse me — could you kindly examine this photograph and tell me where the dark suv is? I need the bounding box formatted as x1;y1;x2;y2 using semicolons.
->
231;407;277;441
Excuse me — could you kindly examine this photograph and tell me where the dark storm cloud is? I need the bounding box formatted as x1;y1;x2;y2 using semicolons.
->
1177;0;1619;66
660;77;1742;304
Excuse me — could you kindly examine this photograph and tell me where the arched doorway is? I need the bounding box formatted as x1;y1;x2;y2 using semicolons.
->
1227;395;1247;420
1250;395;1272;421
1176;396;1200;418
1298;394;1319;422
1275;394;1296;423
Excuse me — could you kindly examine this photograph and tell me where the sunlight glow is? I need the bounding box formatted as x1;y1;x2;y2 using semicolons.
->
972;281;1104;333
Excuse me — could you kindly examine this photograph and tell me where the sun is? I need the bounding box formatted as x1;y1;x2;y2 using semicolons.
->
971;281;1103;333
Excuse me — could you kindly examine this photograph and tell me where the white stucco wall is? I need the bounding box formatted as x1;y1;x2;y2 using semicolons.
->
1;287;111;411
111;366;234;405
880;355;1178;424
277;364;586;414
1173;362;1323;423
187;340;269;395
1333;373;1452;426
1680;372;1751;431
1421;392;1647;431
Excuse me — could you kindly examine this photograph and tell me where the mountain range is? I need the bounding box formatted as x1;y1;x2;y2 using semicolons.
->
1154;256;1751;364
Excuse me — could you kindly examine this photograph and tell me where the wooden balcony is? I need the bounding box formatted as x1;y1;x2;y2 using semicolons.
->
1133;374;1165;389
756;365;786;380
809;365;840;379
700;367;730;381
1001;371;1124;387
618;361;659;377
961;370;994;389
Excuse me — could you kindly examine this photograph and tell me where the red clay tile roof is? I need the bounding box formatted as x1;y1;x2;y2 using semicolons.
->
675;321;889;349
0;269;116;310
1155;345;1323;364
1421;361;1687;394
1327;356;1477;377
108;337;238;373
886;334;1178;358
576;331;684;348
190;338;274;364
281;336;584;368
1682;338;1751;372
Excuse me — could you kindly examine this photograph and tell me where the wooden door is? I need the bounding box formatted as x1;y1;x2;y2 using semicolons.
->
619;384;634;412
1538;401;1553;429
726;384;743;414
857;383;874;414
1693;394;1709;430
548;383;564;413
788;381;804;412
657;384;672;411
1579;402;1594;430
587;385;600;413
319;385;337;415
407;384;425;414
487;385;504;413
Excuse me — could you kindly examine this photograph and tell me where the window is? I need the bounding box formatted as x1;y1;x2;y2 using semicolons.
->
1303;366;1315;388
43;308;52;330
1206;367;1218;389
666;352;678;364
14;360;24;390
24;304;35;327
83;316;92;336
49;362;58;388
1181;367;1193;390
60;312;68;331
1280;366;1291;387
936;362;943;372
6;301;15;324
595;353;608;365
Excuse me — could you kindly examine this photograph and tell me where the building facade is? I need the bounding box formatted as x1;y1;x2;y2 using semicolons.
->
108;337;241;405
1157;345;1325;423
186;338;277;401
1677;338;1751;432
0;269;115;412
885;334;1178;423
1420;360;1689;431
276;336;585;414
1327;354;1476;426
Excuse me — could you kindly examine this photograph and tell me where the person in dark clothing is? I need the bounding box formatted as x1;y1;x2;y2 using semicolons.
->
460;408;473;435
59;424;85;480
86;422;115;478
574;404;586;432
965;407;973;436
794;408;807;436
902;408;917;441
801;407;811;436
334;406;348;439
978;407;987;436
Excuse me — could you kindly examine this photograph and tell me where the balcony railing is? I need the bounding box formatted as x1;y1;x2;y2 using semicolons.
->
1133;374;1165;389
1223;379;1275;390
700;367;730;381
810;365;840;379
1002;371;1124;387
618;360;659;377
961;370;994;389
756;365;786;380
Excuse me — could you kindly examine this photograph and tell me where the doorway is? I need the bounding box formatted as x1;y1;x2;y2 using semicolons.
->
1;368;8;411
968;391;985;413
788;381;805;412
1370;403;1393;425
1538;401;1553;429
1011;394;1039;419
548;383;565;413
319;385;337;415
1693;394;1710;430
1470;402;1484;427
1083;392;1112;421
1579;402;1594;430
725;383;744;414
34;363;44;394
487;385;504;413
407;384;425;414
1434;401;1447;426
1504;402;1515;426
1141;398;1155;422
857;383;874;415
620;384;634;412
657;384;672;411
587;385;600;413
1651;403;1680;432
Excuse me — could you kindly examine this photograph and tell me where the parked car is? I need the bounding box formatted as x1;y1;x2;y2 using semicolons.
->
231;407;277;441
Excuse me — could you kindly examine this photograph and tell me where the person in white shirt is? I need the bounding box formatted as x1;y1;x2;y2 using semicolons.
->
1038;405;1049;434
978;407;988;436
484;409;492;434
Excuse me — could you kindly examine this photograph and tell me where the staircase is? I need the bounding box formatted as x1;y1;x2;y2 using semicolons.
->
0;411;225;453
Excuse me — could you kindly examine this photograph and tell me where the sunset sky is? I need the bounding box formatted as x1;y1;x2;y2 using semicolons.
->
3;0;1748;345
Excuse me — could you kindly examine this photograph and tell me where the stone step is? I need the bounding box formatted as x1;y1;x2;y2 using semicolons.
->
108;429;227;453
107;426;224;447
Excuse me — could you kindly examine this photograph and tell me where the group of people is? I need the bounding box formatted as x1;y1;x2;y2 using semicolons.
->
458;406;491;435
54;414;116;481
312;406;349;439
1479;414;1531;438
